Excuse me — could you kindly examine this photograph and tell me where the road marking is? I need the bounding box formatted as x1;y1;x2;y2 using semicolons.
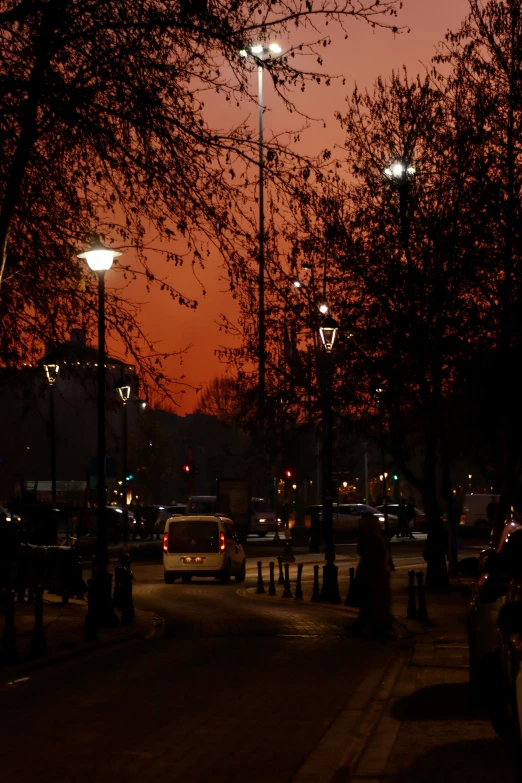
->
7;677;31;686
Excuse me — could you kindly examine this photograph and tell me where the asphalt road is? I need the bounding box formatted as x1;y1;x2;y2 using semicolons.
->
0;558;399;783
0;542;503;783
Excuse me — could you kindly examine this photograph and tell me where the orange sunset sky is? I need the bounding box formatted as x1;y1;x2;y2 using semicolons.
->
107;0;469;414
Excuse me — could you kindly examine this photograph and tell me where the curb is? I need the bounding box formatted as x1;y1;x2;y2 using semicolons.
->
291;650;411;783
0;607;163;685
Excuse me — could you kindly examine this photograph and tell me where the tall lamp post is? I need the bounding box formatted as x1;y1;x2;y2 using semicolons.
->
78;237;121;626
44;364;59;504
240;41;282;490
116;384;131;545
318;315;341;603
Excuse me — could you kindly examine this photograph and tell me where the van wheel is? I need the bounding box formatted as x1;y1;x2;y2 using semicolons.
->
220;560;232;584
164;571;175;584
181;574;192;584
235;561;246;583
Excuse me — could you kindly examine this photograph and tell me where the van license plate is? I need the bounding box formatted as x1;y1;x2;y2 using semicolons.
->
182;557;204;564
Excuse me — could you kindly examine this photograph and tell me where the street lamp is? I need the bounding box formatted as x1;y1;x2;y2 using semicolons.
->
319;315;338;352
384;156;415;251
318;314;341;603
116;384;131;545
240;41;282;488
43;364;59;503
78;236;121;627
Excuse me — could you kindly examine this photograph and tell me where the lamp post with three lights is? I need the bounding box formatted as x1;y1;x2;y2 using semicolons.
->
240;41;282;492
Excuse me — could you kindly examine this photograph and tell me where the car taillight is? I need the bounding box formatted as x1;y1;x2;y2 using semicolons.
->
163;533;168;553
220;532;226;552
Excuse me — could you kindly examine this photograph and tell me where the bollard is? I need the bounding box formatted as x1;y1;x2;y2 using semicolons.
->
30;585;46;658
268;562;276;596
344;567;359;607
407;570;417;619
277;556;285;585
294;563;303;600
120;558;134;626
416;571;428;623
311;564;320;602
282;563;293;598
84;577;98;641
75;557;86;600
256;561;266;594
281;531;296;564
1;590;18;665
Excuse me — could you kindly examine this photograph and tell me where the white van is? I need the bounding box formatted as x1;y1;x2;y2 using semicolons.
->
459;494;500;526
163;515;246;583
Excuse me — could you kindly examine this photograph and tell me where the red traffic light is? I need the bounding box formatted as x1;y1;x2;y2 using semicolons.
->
182;464;191;473
285;469;292;479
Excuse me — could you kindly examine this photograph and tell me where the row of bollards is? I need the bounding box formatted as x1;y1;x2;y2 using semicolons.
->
407;569;429;623
253;561;430;621
254;559;354;606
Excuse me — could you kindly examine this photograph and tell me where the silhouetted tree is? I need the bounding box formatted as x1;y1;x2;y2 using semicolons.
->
0;0;402;399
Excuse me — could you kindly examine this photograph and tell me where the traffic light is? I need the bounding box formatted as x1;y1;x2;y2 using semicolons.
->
182;463;191;479
284;469;292;480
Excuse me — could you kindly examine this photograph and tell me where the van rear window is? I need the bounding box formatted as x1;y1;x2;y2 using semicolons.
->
168;520;219;553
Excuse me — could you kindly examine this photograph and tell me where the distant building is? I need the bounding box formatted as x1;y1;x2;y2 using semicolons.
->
0;330;140;501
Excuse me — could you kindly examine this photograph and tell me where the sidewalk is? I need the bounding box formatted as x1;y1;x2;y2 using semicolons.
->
243;560;517;782
0;591;161;680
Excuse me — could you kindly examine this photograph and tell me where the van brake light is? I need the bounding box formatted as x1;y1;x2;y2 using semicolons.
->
163;532;168;553
219;532;226;552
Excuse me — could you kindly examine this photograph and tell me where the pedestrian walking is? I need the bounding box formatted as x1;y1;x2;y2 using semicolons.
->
397;497;408;538
406;496;416;538
349;512;393;638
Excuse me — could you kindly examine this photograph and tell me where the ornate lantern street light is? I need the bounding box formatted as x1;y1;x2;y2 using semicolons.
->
318;314;341;603
116;384;131;544
43;364;59;504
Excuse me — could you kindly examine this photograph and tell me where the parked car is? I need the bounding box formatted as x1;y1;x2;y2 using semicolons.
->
467;519;522;738
376;504;426;530
304;503;386;531
497;568;522;769
163;515;246;584
249;498;280;537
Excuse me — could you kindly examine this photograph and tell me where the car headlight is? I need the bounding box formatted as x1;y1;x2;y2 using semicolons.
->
259;518;267;523
378;516;385;522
